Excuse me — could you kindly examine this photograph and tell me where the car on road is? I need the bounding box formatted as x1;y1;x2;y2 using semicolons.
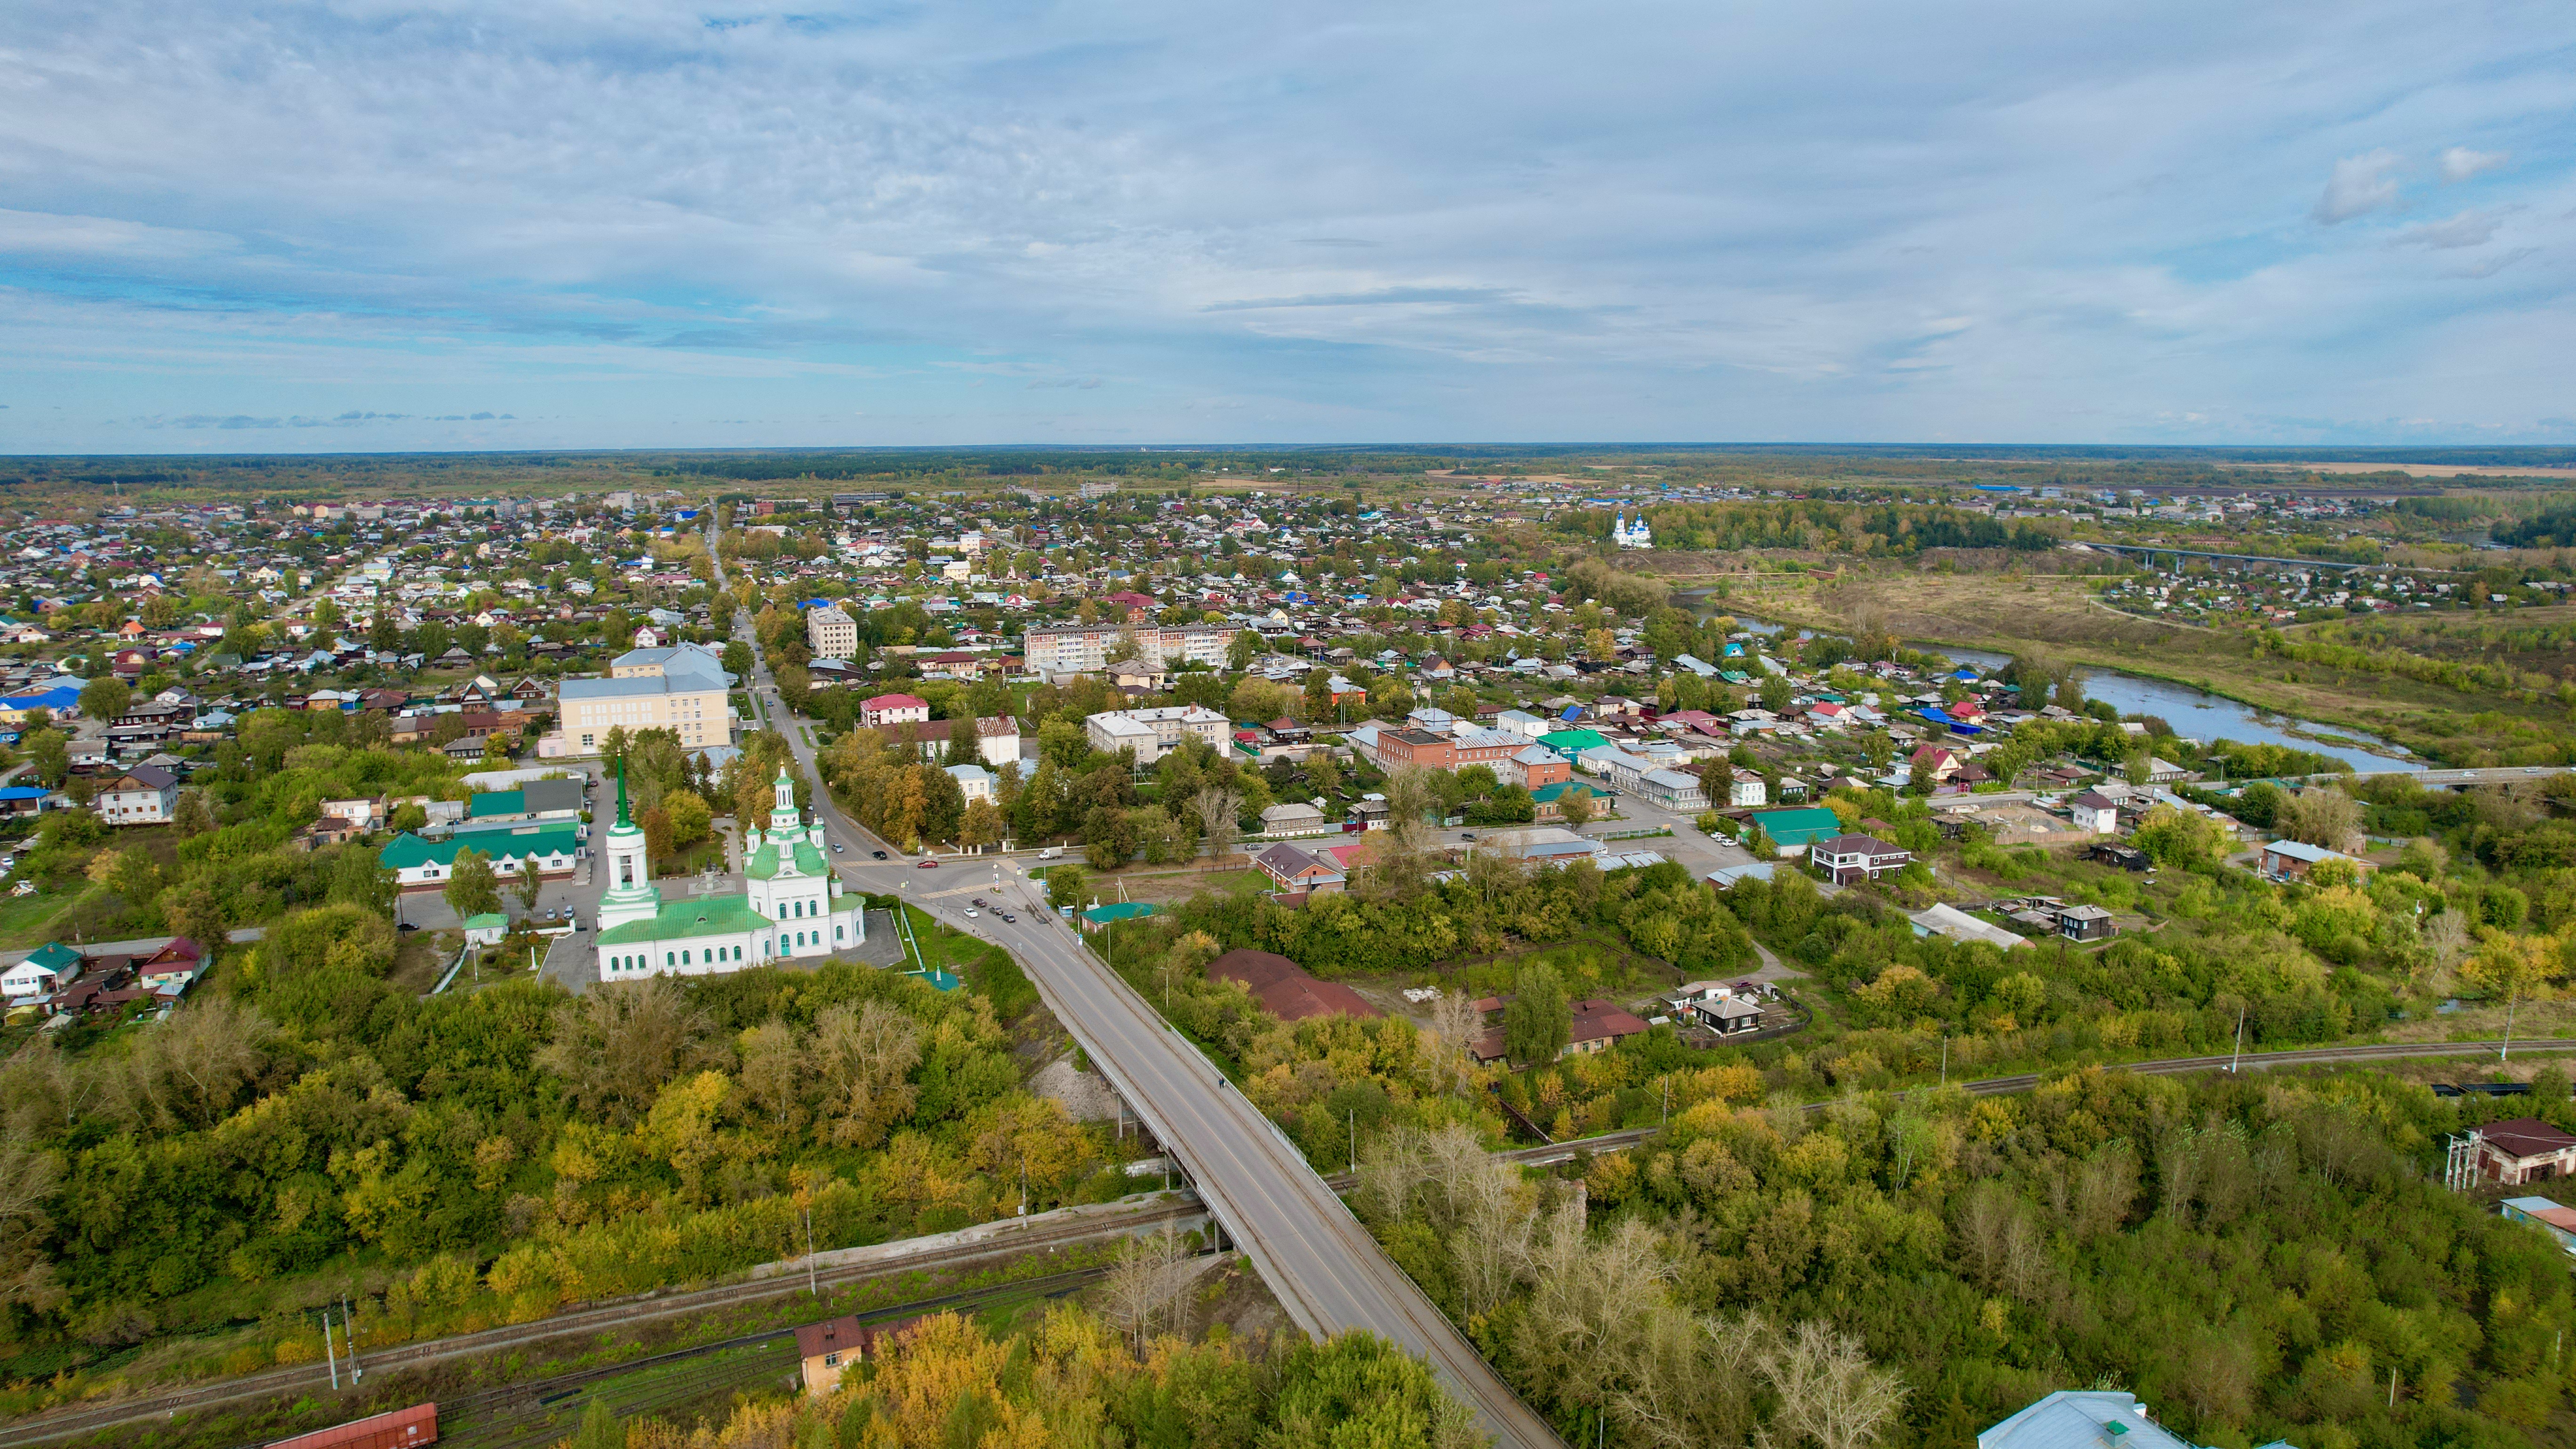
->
831;842;843;852
1459;832;1475;842
917;859;939;869
997;911;1015;923
871;850;887;860
964;907;979;918
971;898;987;909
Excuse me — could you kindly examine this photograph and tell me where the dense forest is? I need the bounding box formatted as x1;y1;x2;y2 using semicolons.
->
1355;1070;2575;1449
0;945;1114;1414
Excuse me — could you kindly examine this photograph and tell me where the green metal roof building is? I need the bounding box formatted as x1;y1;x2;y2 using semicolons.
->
380;825;582;886
1748;807;1843;849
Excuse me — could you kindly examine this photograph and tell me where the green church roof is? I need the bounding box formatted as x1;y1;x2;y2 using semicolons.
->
597;893;772;945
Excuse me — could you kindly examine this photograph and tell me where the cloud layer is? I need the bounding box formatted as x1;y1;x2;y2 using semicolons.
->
0;0;2569;451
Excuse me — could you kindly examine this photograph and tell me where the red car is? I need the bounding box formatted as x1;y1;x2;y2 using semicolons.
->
916;859;939;869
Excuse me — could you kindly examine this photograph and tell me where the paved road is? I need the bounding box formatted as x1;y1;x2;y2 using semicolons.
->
709;509;1562;1446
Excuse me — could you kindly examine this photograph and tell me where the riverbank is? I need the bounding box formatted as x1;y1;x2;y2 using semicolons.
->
1679;571;2553;768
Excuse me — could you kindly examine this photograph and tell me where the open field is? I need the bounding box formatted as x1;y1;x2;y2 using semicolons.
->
2243;461;2576;479
1711;567;2576;765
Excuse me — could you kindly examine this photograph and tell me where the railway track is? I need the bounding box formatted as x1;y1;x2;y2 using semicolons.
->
0;1202;1202;1449
425;1264;1123;1449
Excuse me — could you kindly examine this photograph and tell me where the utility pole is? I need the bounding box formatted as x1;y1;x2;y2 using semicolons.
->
1349;1106;1357;1176
1940;1036;1948;1086
2229;1004;2245;1074
320;1308;339;1391
2502;985;2518;1063
342;1296;361;1382
804;1202;818;1298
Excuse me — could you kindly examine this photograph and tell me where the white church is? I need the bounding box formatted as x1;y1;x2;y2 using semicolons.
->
1612;509;1653;550
593;762;866;981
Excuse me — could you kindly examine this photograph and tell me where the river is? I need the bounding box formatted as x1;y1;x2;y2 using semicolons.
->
1702;610;2423;773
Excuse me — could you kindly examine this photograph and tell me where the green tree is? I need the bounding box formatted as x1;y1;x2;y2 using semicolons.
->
1504;963;1570;1064
444;847;501;920
1044;865;1088;911
513;856;544;918
79;676;131;724
171;789;215;839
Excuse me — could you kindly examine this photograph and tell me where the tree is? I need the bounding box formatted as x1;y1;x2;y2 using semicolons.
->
443;847;501;920
1757;1319;1908;1449
2463;930;2558;1059
2277;787;2364;853
663;789;713;849
567;1398;624;1449
1557;786;1596;828
23;730;66;788
959;797;1005;852
1083;805;1137;870
1191;784;1244;864
171;789;215;839
1504;963;1570;1064
513;856;544;918
1099;1224;1194;1352
78;676;130;724
1044;865;1087;911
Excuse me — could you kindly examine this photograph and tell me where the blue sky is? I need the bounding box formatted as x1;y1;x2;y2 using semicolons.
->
0;0;2570;453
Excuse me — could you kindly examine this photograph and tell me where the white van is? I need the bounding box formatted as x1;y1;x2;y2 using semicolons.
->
1038;845;1063;861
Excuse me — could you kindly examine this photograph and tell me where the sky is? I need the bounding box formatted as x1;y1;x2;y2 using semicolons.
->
0;0;2571;454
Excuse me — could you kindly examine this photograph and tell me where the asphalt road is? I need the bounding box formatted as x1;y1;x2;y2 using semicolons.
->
712;516;1563;1447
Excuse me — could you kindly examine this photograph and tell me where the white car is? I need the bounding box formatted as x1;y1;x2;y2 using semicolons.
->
964;907;980;918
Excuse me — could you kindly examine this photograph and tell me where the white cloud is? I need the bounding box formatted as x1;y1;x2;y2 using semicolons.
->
0;0;2570;447
2440;146;2509;182
2394;210;2502;249
2313;150;2404;224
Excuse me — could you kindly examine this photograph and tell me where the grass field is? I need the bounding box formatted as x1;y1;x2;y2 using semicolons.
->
0;884;84;950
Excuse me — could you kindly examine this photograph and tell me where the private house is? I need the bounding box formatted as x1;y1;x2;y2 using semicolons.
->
2066;789;2121;834
1565;998;1651;1057
1206;947;1380;1022
1810;833;1913;884
2056;904;2116;942
97;764;180;826
1728;768;1767;809
2470;1118;2576;1186
1259;802;1334;837
1104;658;1167;692
1689;994;1764;1034
1252;841;1347;897
796;1314;921;1398
2259;839;2367;882
0;942;82;1001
